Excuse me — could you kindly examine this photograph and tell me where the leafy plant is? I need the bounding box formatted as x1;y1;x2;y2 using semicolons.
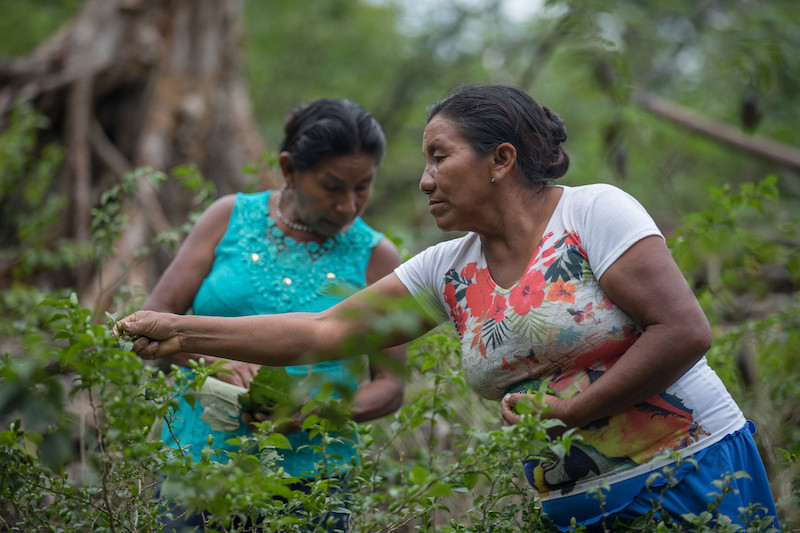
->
239;366;296;417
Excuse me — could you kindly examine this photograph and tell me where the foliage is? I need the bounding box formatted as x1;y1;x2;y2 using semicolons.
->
239;366;296;417
670;175;797;320
237;0;800;252
0;0;83;57
668;176;800;527
0;155;793;531
1;0;799;530
1;294;786;532
0;101;85;277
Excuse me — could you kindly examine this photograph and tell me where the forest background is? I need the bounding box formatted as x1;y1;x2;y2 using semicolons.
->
0;0;798;531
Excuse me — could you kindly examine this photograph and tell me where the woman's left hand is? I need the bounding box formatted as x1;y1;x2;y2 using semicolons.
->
243;403;317;435
500;393;571;435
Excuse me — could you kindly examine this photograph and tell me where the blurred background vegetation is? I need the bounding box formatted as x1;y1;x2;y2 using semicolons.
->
1;0;799;529
2;0;798;274
4;0;797;248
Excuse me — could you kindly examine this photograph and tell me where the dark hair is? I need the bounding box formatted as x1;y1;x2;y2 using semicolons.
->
280;98;386;172
426;85;569;187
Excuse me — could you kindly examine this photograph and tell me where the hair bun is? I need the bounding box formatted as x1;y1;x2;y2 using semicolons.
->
543;106;567;144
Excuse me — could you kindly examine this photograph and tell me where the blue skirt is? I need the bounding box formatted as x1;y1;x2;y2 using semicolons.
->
529;421;781;531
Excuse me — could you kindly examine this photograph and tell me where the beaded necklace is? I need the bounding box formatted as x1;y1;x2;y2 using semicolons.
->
274;186;315;233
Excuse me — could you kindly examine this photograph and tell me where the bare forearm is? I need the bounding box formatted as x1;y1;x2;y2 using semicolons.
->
170;313;342;366
561;323;710;429
350;380;403;422
349;345;407;422
122;274;428;364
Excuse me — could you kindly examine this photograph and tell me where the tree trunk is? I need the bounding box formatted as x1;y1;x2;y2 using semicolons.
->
0;0;275;312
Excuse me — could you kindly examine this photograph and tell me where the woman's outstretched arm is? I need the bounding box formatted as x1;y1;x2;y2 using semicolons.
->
118;273;433;366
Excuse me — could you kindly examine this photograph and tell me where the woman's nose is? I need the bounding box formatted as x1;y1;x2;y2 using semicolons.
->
419;168;435;194
336;191;358;216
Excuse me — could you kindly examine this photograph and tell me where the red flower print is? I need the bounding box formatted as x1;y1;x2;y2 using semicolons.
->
541;246;556;267
444;283;458;312
564;233;581;247
465;268;495;317
564;233;588;260
489;294;507;323
451;305;468;336
597;295;615;311
508;269;545;315
547;279;577;304
461;262;477;280
475;267;494;287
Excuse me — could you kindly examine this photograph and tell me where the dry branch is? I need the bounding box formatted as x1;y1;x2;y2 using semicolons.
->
633;91;800;171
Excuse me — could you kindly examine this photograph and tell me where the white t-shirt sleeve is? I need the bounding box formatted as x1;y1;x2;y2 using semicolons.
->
394;244;451;324
570;184;664;280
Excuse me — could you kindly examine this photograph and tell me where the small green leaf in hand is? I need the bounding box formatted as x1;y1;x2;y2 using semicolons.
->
238;366;296;416
105;311;141;351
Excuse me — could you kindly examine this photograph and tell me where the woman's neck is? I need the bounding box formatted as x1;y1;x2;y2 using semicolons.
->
480;184;562;288
269;190;330;245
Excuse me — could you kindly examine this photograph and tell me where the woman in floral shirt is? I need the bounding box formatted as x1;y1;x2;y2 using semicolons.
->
120;85;780;531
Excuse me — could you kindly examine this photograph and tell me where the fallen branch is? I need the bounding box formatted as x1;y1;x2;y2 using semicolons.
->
633;91;800;170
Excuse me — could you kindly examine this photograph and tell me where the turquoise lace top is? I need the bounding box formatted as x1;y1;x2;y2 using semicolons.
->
162;190;384;477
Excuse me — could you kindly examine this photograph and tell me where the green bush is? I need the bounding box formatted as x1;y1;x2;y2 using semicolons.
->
0;292;788;532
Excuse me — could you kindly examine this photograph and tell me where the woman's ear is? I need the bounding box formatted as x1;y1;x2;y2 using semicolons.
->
491;142;517;183
278;152;294;183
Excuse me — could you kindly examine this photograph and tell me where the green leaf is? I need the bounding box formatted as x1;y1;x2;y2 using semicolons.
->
429;482;452;497
38;428;73;470
462;472;478;490
182;393;196;410
514;395;536;415
238;366;295;415
421;354;437;373
409;465;428;485
319;380;335;398
267;432;293;450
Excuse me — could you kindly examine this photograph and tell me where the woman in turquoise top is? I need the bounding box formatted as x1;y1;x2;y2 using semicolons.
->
142;98;406;530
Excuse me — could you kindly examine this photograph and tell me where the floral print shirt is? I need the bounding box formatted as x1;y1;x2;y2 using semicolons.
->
396;184;744;498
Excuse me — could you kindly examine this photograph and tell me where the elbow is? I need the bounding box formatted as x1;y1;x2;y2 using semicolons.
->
379;377;406;417
698;323;713;355
681;315;713;364
693;309;713;354
387;384;405;414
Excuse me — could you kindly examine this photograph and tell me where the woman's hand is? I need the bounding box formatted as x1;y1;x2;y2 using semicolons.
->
116;310;182;359
500;392;571;438
242;402;317;435
213;360;261;388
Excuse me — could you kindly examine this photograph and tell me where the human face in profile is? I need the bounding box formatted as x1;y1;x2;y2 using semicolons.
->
420;115;494;233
